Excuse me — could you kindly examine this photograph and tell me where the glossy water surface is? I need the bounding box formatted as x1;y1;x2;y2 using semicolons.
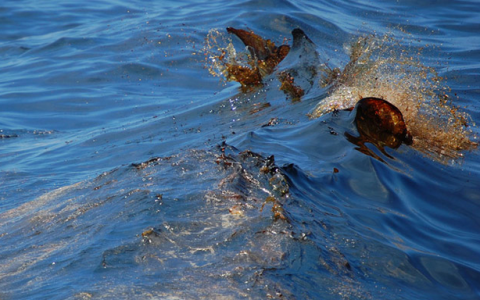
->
1;1;480;299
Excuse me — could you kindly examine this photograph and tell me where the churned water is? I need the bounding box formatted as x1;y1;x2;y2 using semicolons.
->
1;0;479;299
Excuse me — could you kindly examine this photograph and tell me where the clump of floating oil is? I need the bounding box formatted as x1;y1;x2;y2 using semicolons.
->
204;29;256;85
204;28;291;89
311;33;477;162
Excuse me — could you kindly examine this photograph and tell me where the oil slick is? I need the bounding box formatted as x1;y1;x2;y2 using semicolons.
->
205;28;477;163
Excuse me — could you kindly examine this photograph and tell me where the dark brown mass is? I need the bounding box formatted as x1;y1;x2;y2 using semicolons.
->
354;97;413;149
224;27;290;89
226;27;290;62
278;71;304;102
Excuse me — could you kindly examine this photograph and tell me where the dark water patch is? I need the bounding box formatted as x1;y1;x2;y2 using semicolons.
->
0;44;31;57
407;254;477;298
108;62;164;81
30;37;100;55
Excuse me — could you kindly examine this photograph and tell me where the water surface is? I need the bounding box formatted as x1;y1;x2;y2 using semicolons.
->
1;0;479;299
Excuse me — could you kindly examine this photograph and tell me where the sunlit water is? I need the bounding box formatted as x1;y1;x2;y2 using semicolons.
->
1;1;480;299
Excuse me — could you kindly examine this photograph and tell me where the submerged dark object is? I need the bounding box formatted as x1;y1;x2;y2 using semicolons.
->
346;97;413;161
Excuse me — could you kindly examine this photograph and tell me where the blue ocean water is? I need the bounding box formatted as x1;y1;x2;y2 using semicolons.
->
1;0;479;299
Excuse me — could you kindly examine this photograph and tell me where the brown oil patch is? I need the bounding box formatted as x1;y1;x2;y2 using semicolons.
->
261;196;287;221
226;27;290;79
205;28;289;91
279;71;305;102
249;102;271;115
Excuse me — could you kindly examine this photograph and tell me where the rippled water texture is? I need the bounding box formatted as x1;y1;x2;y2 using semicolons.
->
1;1;480;299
